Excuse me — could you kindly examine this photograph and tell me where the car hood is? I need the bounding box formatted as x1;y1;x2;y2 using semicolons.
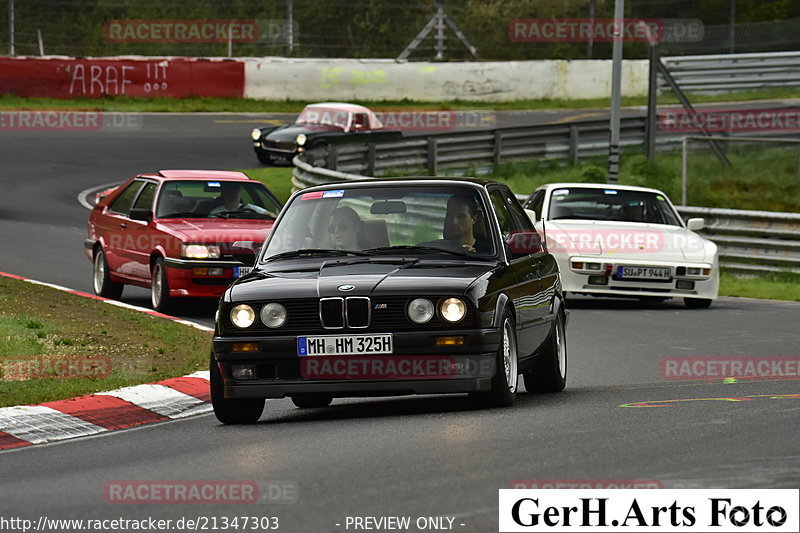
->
229;259;496;301
264;124;341;142
155;219;273;243
541;220;714;262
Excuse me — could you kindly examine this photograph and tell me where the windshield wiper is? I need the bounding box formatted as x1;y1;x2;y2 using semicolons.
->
263;249;368;262
207;210;275;220
363;245;473;258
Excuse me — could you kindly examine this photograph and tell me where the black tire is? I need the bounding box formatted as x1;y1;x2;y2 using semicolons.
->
150;257;176;314
469;310;518;408
523;311;567;393
291;394;333;409
684;298;712;309
92;248;123;299
210;354;265;424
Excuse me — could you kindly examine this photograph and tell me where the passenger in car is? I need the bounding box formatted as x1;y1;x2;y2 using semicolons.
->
328;206;367;250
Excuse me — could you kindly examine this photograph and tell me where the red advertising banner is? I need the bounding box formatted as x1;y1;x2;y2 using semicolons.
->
0;57;244;98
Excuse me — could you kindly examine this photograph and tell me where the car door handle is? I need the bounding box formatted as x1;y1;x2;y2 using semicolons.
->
119;223;127;229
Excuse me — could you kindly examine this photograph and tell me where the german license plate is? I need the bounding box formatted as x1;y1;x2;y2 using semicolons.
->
617;266;671;279
297;334;393;356
233;266;252;278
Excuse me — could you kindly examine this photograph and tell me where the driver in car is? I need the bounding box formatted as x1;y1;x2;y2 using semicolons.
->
208;183;268;215
444;194;491;253
622;200;647;222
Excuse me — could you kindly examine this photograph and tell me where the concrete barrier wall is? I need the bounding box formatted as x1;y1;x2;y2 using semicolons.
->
0;56;648;101
0;56;244;98
243;57;649;102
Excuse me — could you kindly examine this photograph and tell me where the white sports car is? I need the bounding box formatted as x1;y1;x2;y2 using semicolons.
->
522;183;719;308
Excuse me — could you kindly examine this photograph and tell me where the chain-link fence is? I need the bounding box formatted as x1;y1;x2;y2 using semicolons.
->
1;0;799;60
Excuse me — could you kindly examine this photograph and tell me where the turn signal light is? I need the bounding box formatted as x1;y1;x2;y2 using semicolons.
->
435;336;465;346
571;261;584;270
231;342;260;352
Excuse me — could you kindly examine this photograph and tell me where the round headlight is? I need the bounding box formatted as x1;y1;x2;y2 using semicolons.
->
250;128;261;141
440;298;466;323
295;133;307;146
230;304;256;329
260;302;287;328
407;298;434;324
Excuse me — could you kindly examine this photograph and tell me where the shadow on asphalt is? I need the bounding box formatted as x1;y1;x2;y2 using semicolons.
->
256;389;582;425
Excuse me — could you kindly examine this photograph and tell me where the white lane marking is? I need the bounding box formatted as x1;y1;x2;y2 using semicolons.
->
0;405;106;444
97;384;210;418
101;299;214;332
77;181;122;210
20;278;214;332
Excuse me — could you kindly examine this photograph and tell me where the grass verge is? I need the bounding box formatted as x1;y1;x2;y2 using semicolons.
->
1;87;798;113
0;277;211;407
242;167;295;203
719;271;800;302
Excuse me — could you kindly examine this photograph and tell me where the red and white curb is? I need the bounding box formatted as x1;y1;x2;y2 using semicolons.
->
0;271;215;451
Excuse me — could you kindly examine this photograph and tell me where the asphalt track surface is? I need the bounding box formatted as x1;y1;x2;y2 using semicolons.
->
0;111;798;531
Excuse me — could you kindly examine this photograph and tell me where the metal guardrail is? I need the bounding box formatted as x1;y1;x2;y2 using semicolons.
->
307;116;690;176
302;115;796;178
660;51;800;93
676;206;800;274
293;157;800;275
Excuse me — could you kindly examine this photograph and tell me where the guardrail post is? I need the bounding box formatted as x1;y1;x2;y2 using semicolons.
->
366;143;376;176
681;136;688;206
568;124;579;165
427;138;438;175
645;42;658;161
327;145;338;171
493;131;502;166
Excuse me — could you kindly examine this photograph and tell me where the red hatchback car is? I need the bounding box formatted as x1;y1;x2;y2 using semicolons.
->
85;170;281;312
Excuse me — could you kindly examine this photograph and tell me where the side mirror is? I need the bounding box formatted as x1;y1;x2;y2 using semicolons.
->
524;208;537;224
231;241;261;266
129;208;152;222
507;231;543;256
687;218;704;231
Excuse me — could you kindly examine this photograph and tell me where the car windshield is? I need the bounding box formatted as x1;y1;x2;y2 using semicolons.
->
260;184;496;262
547;187;682;226
294;106;351;130
155;180;281;220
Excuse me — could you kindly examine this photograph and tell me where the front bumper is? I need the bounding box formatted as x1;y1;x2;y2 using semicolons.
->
164;258;247;298
213;328;501;399
253;143;297;165
559;256;719;299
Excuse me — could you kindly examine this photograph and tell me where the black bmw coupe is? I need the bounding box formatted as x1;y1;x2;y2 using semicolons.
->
211;178;568;423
